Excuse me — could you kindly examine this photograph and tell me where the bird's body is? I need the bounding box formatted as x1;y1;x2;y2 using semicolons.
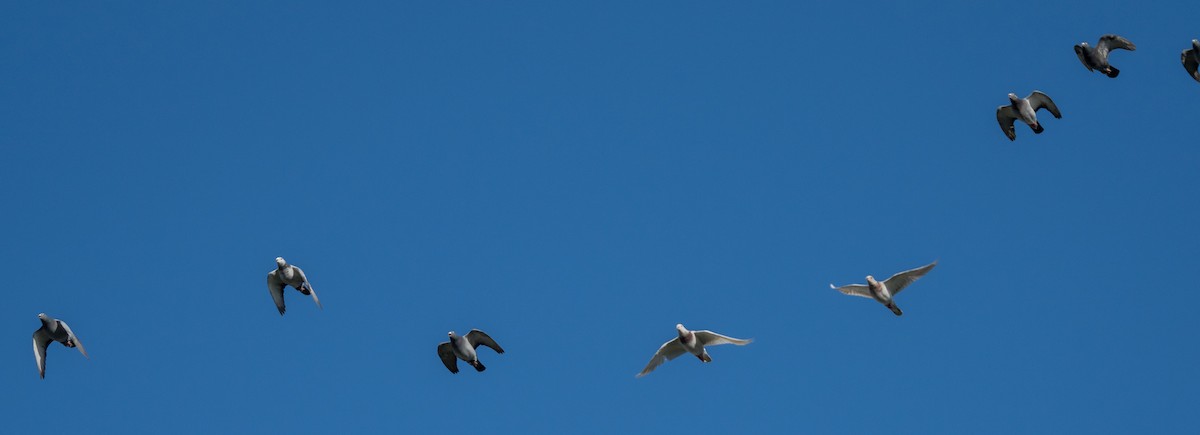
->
830;261;937;316
996;91;1061;141
437;329;504;374
32;313;88;379
267;257;322;315
637;324;752;377
1074;34;1136;78
1182;39;1200;83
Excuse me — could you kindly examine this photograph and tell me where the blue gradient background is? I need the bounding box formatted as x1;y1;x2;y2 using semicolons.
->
3;1;1197;433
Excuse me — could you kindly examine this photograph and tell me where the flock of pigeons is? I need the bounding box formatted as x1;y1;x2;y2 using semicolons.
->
997;35;1200;141
32;257;938;378
30;34;1200;381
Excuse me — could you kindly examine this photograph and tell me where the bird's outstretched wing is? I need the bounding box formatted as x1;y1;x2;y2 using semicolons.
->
32;329;51;379
1074;45;1093;71
293;267;322;310
883;261;937;296
437;342;459;374
831;283;873;298
466;330;504;354
694;330;753;347
58;320;88;358
996;106;1019;141
1183;50;1200;83
267;270;287;315
637;337;686;377
1098;34;1136;52
1027;91;1061;119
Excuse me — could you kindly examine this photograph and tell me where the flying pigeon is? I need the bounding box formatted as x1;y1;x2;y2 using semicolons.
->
996;91;1061;141
32;313;88;379
830;261;937;316
1074;34;1137;78
267;257;322;315
437;329;505;373
637;323;751;377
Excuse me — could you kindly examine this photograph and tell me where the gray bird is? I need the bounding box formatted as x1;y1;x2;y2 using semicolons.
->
267;257;322;315
1182;39;1200;83
1074;34;1137;78
830;261;937;316
437;329;504;373
996;91;1061;141
637;323;752;377
32;313;88;379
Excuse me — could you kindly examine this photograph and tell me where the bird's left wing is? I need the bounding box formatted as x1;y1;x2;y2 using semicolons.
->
466;330;504;354
882;261;937;296
1027;91;1062;119
58;321;88;359
1099;34;1136;52
694;330;753;347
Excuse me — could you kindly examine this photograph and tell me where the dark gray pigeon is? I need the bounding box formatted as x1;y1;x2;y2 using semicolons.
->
32;313;88;379
1074;34;1137;78
437;329;504;373
830;261;937;316
267;257;322;315
1182;39;1200;83
996;91;1061;141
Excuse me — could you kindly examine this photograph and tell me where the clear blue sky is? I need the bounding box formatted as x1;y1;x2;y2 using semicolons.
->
3;1;1198;433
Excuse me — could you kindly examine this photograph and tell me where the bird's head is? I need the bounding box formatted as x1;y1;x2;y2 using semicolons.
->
675;323;688;336
447;331;457;339
1007;93;1019;104
866;275;878;285
275;257;287;268
1193;39;1199;51
37;313;47;320
1077;42;1089;50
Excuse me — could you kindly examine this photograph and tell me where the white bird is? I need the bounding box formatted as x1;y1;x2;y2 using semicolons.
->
996;91;1061;141
637;324;752;377
266;257;322;315
1074;34;1137;78
437;329;505;373
1182;39;1200;83
32;313;88;379
830;261;937;316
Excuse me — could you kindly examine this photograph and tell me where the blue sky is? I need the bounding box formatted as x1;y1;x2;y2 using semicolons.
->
3;1;1198;433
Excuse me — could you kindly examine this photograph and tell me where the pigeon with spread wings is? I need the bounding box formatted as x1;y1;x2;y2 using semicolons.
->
267;257;322;315
1074;34;1136;78
437;329;505;374
638;324;752;377
831;261;937;316
996;91;1061;141
32;313;89;379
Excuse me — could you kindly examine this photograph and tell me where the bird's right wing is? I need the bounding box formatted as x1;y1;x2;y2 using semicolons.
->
1074;45;1093;71
58;321;88;358
1027;91;1062;119
637;338;686;377
267;270;287;315
1183;50;1200;82
32;329;51;379
831;283;873;299
996;106;1018;141
437;342;459;374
